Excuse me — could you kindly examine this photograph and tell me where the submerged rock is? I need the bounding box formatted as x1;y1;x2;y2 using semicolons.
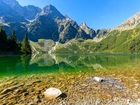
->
138;99;140;103
1;86;18;94
92;76;104;82
1;88;12;94
44;87;62;100
88;76;127;90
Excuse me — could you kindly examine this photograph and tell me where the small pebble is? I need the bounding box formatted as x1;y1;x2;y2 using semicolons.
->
127;99;130;105
138;99;140;103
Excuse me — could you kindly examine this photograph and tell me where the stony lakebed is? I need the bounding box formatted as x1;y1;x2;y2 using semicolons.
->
0;67;140;105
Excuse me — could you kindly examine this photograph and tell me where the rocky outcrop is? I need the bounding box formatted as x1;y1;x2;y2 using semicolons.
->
80;22;108;38
0;0;105;43
80;22;96;38
0;0;26;23
116;11;140;30
27;5;65;41
3;0;41;20
23;5;41;20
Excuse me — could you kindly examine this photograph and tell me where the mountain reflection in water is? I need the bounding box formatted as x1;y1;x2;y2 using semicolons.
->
0;54;140;77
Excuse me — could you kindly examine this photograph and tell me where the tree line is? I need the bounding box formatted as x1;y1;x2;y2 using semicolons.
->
0;27;32;54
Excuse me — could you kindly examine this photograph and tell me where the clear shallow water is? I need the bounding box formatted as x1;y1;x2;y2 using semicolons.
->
0;53;140;77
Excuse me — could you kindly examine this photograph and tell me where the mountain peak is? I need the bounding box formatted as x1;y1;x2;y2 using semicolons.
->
80;22;89;30
117;11;140;30
3;0;19;8
38;4;65;19
42;4;57;13
47;4;55;8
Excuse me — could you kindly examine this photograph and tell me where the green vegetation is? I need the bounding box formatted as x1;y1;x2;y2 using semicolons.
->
2;23;140;54
0;27;31;54
21;34;32;54
54;24;140;54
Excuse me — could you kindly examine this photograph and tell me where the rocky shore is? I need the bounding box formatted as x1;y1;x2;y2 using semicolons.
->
0;69;140;105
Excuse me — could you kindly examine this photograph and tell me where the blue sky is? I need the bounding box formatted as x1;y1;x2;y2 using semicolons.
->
16;0;140;29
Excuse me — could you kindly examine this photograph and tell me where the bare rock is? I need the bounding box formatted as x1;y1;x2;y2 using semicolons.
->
138;99;140;103
44;87;62;100
1;88;12;94
1;85;19;94
93;76;104;82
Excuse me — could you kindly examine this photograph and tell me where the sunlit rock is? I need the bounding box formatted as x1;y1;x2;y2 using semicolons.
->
138;99;140;103
44;87;62;100
93;76;104;82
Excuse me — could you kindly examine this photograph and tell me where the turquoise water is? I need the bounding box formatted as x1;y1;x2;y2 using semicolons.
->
0;54;140;77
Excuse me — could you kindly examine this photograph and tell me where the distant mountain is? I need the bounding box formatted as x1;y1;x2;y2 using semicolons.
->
80;22;108;38
48;11;140;54
26;4;92;42
0;1;97;42
0;0;25;22
1;0;140;54
3;0;24;16
23;5;41;20
80;22;96;38
116;11;140;30
27;5;65;41
58;17;92;43
2;0;41;20
53;24;140;54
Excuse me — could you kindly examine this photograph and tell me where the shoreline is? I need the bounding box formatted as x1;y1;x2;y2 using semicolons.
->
0;68;139;105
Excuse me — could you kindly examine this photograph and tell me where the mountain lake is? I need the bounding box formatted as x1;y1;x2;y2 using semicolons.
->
0;53;140;104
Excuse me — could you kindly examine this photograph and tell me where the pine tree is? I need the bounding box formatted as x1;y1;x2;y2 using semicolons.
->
11;30;16;42
21;34;32;54
8;30;18;51
0;27;8;51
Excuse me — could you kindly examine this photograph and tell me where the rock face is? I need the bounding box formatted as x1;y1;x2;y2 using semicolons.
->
23;5;41;20
0;0;100;43
27;5;64;41
44;87;62;100
1;0;140;46
59;18;92;43
2;0;41;20
28;5;92;42
0;0;25;23
80;22;108;38
117;11;140;30
80;22;96;38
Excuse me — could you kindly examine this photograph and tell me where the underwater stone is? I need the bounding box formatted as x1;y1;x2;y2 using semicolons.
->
93;76;104;82
44;87;62;100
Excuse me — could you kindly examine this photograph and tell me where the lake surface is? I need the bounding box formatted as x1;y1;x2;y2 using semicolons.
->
0;53;140;105
0;53;140;77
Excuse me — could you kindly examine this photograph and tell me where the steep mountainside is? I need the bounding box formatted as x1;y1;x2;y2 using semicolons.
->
80;22;108;38
53;24;140;54
58;17;92;43
0;0;41;40
23;5;41;20
116;11;140;30
3;0;24;16
28;5;92;42
80;22;96;38
0;0;103;42
0;0;25;22
3;0;41;20
1;0;140;54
